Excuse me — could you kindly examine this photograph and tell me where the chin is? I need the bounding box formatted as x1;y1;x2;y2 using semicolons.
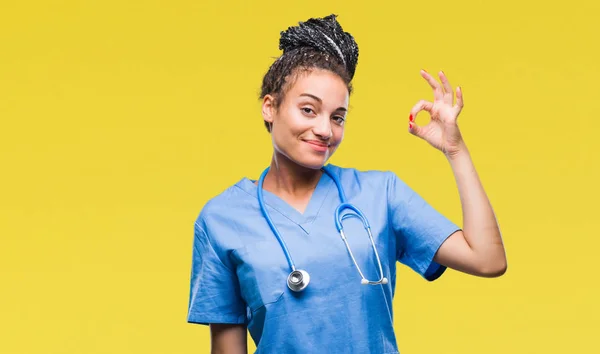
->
294;155;330;170
277;145;336;170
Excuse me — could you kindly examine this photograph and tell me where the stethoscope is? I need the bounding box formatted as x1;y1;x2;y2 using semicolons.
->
257;165;388;292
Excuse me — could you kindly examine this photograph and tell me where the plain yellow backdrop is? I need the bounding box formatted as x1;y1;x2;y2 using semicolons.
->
1;0;598;353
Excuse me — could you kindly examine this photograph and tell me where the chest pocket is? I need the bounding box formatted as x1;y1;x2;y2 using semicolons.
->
232;240;287;313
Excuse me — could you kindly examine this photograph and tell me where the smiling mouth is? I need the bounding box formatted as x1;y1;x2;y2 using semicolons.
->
304;140;330;152
305;140;328;147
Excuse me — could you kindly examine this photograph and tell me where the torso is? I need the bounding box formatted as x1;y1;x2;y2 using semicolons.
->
200;165;400;353
189;163;460;353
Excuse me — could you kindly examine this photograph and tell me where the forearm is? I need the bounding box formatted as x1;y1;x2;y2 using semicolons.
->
210;324;248;354
447;143;506;273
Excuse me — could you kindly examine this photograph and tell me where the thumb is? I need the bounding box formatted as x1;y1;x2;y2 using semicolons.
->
408;121;425;138
408;100;432;139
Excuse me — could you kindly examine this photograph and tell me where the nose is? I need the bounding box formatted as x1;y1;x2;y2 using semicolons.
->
313;115;333;140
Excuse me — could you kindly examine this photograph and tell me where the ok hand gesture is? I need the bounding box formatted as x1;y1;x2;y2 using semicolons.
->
409;70;465;158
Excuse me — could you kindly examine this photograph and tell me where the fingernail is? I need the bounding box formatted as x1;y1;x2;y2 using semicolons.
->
409;122;413;129
421;69;427;73
409;114;414;122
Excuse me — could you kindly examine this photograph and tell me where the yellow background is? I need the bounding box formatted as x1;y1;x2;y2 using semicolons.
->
1;0;598;353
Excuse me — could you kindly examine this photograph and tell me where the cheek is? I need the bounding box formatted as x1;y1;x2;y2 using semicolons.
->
287;109;311;132
271;115;301;151
332;126;345;145
275;110;310;137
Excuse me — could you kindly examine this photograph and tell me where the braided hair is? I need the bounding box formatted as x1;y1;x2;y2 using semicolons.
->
260;14;359;132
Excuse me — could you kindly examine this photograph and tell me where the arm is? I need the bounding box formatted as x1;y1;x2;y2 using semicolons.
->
409;69;507;278
210;324;248;354
433;144;507;277
187;222;250;351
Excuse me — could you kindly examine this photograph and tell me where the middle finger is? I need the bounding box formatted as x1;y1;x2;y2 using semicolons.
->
420;69;443;101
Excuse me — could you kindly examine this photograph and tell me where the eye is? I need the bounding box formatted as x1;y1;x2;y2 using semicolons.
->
333;116;346;125
301;107;315;115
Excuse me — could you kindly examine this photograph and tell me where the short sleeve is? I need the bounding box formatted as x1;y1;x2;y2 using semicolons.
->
187;222;247;325
387;172;461;281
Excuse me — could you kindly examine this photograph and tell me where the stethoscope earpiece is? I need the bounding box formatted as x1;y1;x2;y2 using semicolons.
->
361;277;388;285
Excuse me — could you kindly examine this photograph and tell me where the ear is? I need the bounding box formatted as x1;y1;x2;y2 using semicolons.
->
262;94;276;128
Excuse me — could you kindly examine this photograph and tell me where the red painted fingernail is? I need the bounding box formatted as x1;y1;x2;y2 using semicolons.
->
409;114;414;122
409;122;413;129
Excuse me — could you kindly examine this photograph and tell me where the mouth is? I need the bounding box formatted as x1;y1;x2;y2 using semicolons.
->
303;140;330;153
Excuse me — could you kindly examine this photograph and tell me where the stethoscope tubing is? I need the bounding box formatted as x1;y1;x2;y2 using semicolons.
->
257;165;388;289
257;167;298;272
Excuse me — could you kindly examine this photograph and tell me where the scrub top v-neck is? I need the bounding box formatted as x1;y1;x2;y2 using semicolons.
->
248;169;335;235
187;164;461;354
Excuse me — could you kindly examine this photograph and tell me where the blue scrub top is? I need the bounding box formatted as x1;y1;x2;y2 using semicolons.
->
187;164;461;353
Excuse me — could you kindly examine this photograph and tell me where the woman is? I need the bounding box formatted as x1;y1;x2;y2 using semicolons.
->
187;14;506;354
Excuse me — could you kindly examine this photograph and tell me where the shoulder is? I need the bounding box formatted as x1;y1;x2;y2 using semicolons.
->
194;177;257;231
326;163;398;188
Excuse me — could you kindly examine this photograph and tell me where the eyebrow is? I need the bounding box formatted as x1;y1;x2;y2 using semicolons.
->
299;93;347;112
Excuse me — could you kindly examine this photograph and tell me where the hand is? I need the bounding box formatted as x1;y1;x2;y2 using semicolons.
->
408;70;465;158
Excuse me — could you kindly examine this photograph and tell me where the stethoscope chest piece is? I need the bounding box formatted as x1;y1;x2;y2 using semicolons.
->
287;269;310;292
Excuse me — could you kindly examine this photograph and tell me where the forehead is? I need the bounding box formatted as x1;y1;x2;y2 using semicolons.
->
287;69;349;107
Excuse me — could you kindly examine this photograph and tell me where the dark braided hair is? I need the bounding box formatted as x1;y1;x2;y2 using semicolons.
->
260;14;359;132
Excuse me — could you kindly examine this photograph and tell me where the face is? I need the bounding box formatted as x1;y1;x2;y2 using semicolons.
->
262;69;349;170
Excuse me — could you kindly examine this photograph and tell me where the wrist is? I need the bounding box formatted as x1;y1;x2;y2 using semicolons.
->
445;141;469;161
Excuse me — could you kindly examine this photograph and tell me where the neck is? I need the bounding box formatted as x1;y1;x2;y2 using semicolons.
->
262;153;323;198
